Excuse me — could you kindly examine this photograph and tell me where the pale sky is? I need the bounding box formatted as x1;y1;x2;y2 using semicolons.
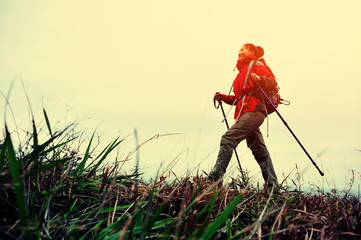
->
1;0;361;192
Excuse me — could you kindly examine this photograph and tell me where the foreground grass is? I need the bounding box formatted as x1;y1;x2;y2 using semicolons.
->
1;110;361;239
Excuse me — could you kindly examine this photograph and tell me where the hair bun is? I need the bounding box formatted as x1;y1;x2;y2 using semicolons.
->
256;46;264;58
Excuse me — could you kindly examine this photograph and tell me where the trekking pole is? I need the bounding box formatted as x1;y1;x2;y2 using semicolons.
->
254;83;324;176
214;95;245;180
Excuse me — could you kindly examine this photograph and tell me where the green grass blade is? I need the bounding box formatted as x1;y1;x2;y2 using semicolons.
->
160;197;199;240
199;193;243;240
38;189;54;221
179;193;201;216
191;190;220;238
32;119;39;149
87;138;123;177
64;199;78;221
43;108;53;137
144;203;165;233
82;140;115;172
141;176;162;239
133;209;145;229
73;130;95;177
24;158;70;177
135;218;173;236
5;126;32;238
103;218;174;240
176;182;203;237
21;132;62;164
191;181;203;201
140;202;166;239
90;215;130;240
197;189;219;221
40;138;75;156
32;119;40;190
226;218;232;238
79;219;108;240
0;141;5;171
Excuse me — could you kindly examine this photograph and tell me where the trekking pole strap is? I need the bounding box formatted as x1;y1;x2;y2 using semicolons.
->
213;96;220;109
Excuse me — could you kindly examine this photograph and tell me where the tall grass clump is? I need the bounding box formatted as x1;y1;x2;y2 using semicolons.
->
1;107;361;239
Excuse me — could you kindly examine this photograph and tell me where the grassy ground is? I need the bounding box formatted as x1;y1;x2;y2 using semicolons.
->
1;110;361;239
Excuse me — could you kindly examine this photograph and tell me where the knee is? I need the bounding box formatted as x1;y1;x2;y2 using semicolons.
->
252;150;270;163
220;133;236;149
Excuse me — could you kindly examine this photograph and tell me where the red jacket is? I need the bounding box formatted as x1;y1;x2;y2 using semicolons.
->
221;55;277;119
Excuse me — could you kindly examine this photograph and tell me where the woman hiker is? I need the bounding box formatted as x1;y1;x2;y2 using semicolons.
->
209;43;279;188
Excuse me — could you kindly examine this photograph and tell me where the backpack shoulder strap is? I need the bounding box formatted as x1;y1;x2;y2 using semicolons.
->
243;60;255;89
236;60;255;119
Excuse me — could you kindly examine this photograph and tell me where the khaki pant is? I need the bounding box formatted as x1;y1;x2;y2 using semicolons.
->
209;111;278;186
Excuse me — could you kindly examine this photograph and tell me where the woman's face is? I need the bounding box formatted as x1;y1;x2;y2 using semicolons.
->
238;45;253;60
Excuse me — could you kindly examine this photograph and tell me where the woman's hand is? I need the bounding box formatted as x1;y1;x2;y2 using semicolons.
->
214;92;223;102
250;73;261;82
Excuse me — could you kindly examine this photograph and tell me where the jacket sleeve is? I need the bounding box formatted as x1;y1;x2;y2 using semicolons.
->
221;94;237;105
